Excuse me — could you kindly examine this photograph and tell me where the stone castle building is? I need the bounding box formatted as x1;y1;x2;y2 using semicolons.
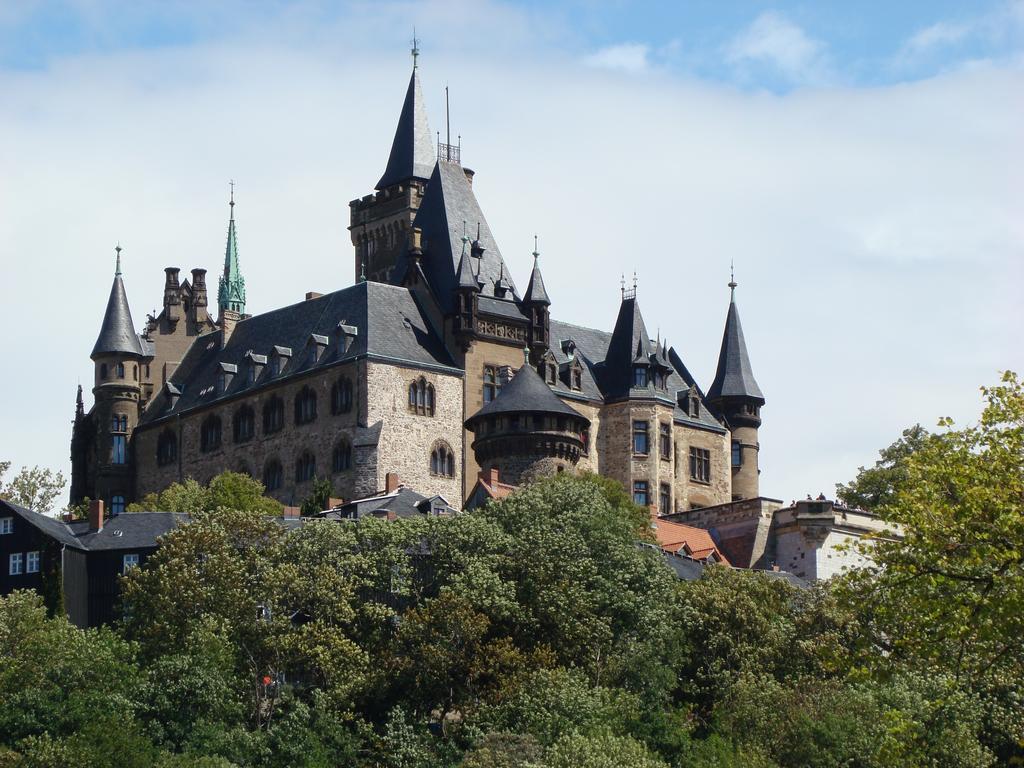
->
70;58;767;517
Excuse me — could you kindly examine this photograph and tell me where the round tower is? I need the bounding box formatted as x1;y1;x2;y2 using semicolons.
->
465;353;590;486
706;277;765;501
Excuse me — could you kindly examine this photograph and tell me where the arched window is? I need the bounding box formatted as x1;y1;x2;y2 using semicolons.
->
295;387;317;425
116;362;125;379
200;415;222;452
430;441;455;478
295;451;316;483
408;377;435;416
233;405;255;443
156;429;177;466
263;459;283;491
332;440;352;472
263;396;285;434
111;415;128;433
331;378;353;415
100;363;108;379
133;364;138;381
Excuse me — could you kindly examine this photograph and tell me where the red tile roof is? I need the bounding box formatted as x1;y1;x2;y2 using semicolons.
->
651;514;730;566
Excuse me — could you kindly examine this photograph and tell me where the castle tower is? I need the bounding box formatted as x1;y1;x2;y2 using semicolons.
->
522;239;550;364
453;225;480;348
706;276;764;500
465;353;590;486
349;49;435;283
80;247;151;509
217;185;246;320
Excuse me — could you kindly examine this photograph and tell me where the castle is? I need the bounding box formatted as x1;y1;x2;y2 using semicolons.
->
70;57;767;527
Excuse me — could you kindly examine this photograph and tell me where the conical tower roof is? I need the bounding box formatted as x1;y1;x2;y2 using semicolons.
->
707;281;763;402
91;248;144;359
466;360;587;424
522;244;550;305
376;67;435;190
218;189;246;316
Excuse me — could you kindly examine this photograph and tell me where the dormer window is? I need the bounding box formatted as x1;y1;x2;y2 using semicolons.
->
307;334;328;364
571;368;582;391
633;366;648;388
689;394;700;418
244;352;266;385
270;346;292;376
217;362;237;393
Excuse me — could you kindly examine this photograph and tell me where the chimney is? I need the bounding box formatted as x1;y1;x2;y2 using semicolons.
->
385;472;401;494
220;309;240;347
88;499;104;532
486;467;500;485
163;267;181;323
190;268;209;323
305;292;323;301
281;506;301;518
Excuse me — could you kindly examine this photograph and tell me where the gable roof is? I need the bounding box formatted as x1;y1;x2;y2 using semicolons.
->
376;68;435;190
140;281;458;425
707;287;763;403
324;487;455;520
92;270;145;359
652;515;731;565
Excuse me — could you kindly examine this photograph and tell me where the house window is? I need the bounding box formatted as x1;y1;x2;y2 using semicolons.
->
233;405;255;443
111;435;127;465
157;430;177;466
632;481;649;506
732;440;742;467
633;366;647;388
200;415;222;452
689;395;700;418
690;447;711;483
263;459;283;491
331;378;353;414
295;451;316;483
111;495;125;515
430;442;455;478
9;553;23;575
263;396;284;434
0;518;12;535
482;365;499;403
571;367;582;391
632;420;649;455
545;363;557;385
294;387;317;425
659;423;671;459
122;553;140;573
332;440;352;472
659;483;671;513
408;377;435;416
26;551;40;574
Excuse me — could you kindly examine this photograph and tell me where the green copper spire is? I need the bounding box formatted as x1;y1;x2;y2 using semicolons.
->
217;182;246;317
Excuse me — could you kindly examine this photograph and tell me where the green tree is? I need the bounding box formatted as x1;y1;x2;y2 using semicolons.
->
299;477;333;517
128;471;281;515
0;463;67;514
835;425;931;511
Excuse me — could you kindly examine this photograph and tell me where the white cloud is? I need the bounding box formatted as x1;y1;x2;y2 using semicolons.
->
904;21;972;55
583;42;650;73
0;2;1021;504
726;11;827;84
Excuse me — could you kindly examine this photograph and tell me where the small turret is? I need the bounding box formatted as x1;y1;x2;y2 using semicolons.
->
453;223;479;346
522;237;550;363
706;274;764;500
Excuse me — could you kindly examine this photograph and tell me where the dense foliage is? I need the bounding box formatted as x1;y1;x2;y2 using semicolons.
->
0;461;67;515
0;375;1020;766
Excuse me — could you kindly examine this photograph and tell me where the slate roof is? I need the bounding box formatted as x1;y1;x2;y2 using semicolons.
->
324;487;455;521
599;296;657;399
376;68;435;190
92;271;146;359
140;281;458;425
707;288;764;403
466;362;588;425
407;160;517;313
522;256;550;305
0;500;185;552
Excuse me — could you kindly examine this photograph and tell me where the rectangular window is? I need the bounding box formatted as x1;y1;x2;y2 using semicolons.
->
483;365;499;403
659;483;671;513
632;420;649;455
659;423;671;459
122;553;140;573
0;518;12;535
732;440;742;467
633;366;648;387
690;447;711;483
632;480;649;506
26;551;40;574
111;496;126;516
112;435;127;465
9;553;23;575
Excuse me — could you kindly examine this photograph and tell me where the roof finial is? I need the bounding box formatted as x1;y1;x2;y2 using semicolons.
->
461;220;469;255
229;179;235;219
633;271;638;291
410;28;420;69
620;273;625;298
523;345;530;366
114;243;122;276
728;260;737;300
476;221;481;241
532;234;539;260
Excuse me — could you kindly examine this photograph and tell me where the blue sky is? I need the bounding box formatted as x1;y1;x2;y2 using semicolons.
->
0;1;1021;508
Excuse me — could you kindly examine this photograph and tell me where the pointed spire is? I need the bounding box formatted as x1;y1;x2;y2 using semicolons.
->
92;245;145;359
218;182;246;318
456;222;479;290
376;61;435;190
707;275;763;402
522;236;550;305
75;384;85;420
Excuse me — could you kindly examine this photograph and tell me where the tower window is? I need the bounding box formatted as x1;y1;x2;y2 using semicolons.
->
233;405;255;443
632;420;649;455
200;415;222;452
263;459;283;491
331;378;354;414
294;387;317;425
690;447;711;484
111;435;127;465
295;451;316;483
100;364;108;379
332;440;353;472
116;362;125;379
659;423;671;459
430;441;455;478
408;377;435;416
633;366;647;388
111;495;126;515
263;396;285;434
659;483;671;513
732;440;742;467
482;365;499;403
580;428;590;456
632;480;649;506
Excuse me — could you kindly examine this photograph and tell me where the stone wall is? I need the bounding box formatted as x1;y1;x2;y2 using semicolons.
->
773;501;890;579
664;496;782;568
672;424;731;511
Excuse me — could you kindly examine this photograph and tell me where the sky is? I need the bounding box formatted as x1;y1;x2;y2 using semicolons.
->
0;0;1021;507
